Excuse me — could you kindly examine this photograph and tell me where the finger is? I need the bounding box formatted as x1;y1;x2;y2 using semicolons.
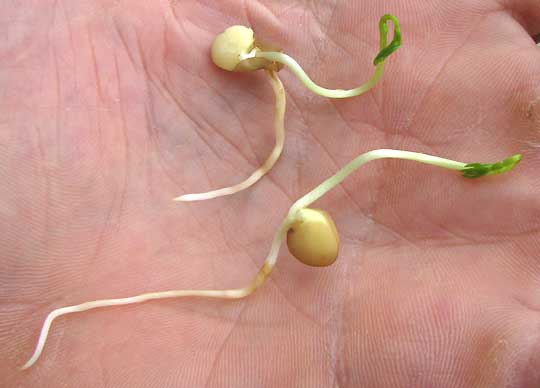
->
503;0;540;38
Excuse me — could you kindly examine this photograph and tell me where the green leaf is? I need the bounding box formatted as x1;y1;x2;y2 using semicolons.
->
373;14;402;65
461;154;522;178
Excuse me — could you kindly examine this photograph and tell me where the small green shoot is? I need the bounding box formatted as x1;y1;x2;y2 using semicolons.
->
461;154;522;178
373;14;402;65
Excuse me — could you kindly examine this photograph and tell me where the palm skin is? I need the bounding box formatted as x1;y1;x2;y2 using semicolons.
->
1;0;540;387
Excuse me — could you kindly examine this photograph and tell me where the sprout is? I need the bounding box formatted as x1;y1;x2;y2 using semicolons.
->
174;14;402;202
20;148;520;370
213;14;402;98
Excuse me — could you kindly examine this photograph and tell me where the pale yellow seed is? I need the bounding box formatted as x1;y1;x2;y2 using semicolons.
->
287;208;340;267
211;25;255;71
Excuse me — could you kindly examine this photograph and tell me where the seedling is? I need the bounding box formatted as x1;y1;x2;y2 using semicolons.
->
20;149;520;370
173;15;402;202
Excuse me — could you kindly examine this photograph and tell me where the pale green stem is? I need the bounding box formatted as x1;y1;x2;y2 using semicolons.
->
289;149;467;215
253;51;385;99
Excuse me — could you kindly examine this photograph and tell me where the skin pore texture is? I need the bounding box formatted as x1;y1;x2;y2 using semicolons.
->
2;1;540;387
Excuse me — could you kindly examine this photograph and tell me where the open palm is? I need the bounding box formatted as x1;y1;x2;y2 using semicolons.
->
2;1;540;387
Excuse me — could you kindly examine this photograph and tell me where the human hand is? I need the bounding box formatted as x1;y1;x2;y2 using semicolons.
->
2;1;539;387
